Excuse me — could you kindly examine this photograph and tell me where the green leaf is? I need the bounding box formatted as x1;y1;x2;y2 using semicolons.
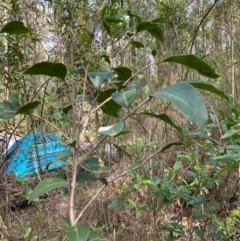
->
113;143;132;160
156;142;183;154
82;156;110;173
88;71;113;90
76;170;107;185
28;177;67;202
55;151;73;165
65;222;90;241
68;140;76;148
97;89;121;117
173;161;182;172
213;154;240;162
63;105;72;114
186;80;229;101
104;16;126;24
163;55;219;79
127;10;141;22
102;20;112;36
113;130;132;137
100;54;111;64
2;100;19;111
112;89;136;109
151;49;158;57
16;101;41;114
0;21;30;34
220;130;240;139
128;199;137;209
142;84;151;96
114;67;132;81
136;22;163;42
140;112;183;138
98;121;124;136
131;41;144;49
152;83;208;130
10;89;21;106
23;62;67;80
87;230;106;241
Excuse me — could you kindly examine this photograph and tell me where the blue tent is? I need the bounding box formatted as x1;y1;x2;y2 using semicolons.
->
4;132;71;178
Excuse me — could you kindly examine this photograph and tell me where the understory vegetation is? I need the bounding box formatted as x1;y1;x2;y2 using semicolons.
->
0;0;240;240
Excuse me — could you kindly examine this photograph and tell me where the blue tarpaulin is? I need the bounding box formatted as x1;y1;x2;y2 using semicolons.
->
4;132;70;178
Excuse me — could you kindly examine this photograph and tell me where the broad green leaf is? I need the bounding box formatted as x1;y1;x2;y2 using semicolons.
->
128;199;137;209
97;89;121;117
1;21;30;34
225;145;240;150
114;67;132;81
104;16;126;24
82;156;110;173
140;112;183;138
173;161;182;172
152;49;158;57
112;89;136;109
55;151;73;165
131;41;144;49
136;22;163;42
2;100;19;111
98;121;124;136
16;101;41;114
28;177;67;202
213;154;240;162
88;71;113;90
65;222;90;241
220;130;240;139
186;80;229;101
0;111;16;119
152;83;208;130
23;62;67;80
163;55;219;79
76;170;107;185
10;89;21;106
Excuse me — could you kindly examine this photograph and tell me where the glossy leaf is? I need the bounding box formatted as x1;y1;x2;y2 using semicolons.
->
23;62;67;80
152;83;208;130
16;101;41;114
112;89;136;109
98;121;124;136
88;71;113;90
137;22;163;42
82;156;110;173
65;222;90;241
97;89;121;117
131;41;144;49
186;80;229;101
140;112;183;138
1;21;30;34
0;101;17;119
28;177;68;202
10;89;21;106
163;55;219;79
114;67;132;81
